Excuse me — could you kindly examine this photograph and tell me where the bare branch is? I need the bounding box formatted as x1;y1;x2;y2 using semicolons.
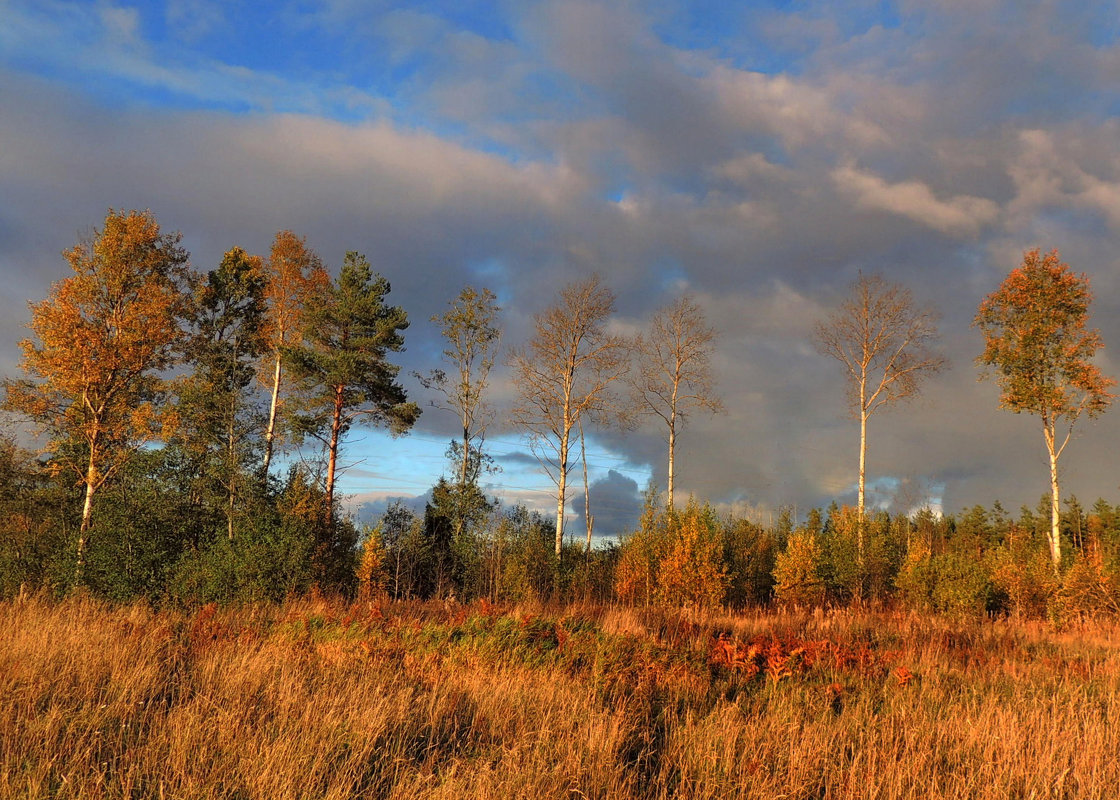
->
508;275;629;556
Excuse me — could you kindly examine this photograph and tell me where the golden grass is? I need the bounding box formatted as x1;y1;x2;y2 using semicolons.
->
2;594;1119;799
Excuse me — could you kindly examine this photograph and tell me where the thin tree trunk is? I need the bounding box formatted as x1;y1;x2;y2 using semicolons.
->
580;417;593;552
262;352;282;477
325;384;344;522
457;425;470;540
461;425;470;488
227;404;237;541
76;457;97;585
555;429;569;558
667;415;676;509
858;375;867;564
1044;422;1062;572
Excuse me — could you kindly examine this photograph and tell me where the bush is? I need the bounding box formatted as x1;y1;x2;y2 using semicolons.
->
1054;549;1120;619
929;552;992;618
986;546;1059;618
772;531;825;607
894;543;936;611
654;502;727;609
722;517;776;606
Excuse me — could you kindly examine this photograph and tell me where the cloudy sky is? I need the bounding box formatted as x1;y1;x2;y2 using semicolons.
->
2;0;1120;536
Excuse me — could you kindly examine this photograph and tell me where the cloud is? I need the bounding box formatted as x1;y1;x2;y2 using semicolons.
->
2;0;1120;527
832;163;1000;236
568;469;643;541
1007;127;1120;233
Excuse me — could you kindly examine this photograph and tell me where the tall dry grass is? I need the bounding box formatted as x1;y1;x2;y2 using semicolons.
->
2;594;1119;799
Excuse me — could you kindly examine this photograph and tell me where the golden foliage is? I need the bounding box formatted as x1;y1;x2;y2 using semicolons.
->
356;526;388;602
772;531;825;606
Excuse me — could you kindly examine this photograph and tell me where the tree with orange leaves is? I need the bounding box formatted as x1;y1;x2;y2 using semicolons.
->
2;209;190;583
975;249;1115;572
259;231;329;478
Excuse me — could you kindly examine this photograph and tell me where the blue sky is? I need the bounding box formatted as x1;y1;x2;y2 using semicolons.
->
2;0;1120;534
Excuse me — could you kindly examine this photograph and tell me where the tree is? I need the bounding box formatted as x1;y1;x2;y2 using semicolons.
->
2;209;190;582
414;286;501;530
178;246;267;541
629;295;723;508
508;275;629;557
260;231;329;478
974;248;1114;572
815;273;945;559
287;252;420;525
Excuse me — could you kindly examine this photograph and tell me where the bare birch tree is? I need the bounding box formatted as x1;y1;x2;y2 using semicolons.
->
814;273;945;559
629;295;723;509
508;275;629;558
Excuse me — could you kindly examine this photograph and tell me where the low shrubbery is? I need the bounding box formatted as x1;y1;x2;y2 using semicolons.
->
3;429;1120;622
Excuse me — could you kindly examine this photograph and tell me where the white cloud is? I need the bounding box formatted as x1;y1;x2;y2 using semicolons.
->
832;163;1000;236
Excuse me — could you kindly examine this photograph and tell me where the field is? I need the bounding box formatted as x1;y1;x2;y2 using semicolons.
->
3;594;1119;799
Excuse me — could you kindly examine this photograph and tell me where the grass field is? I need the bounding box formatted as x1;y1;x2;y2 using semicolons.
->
3;593;1119;799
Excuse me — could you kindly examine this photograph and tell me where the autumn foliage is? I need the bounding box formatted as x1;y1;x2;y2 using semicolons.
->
975;248;1115;570
2;209;189;578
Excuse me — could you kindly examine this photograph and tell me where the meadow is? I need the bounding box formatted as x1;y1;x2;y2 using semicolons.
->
3;593;1119;800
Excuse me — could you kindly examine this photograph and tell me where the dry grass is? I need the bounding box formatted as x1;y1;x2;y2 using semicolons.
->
3;594;1120;799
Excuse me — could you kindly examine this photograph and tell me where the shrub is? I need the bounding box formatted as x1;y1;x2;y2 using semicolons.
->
722;517;775;606
655;502;727;609
356;525;388;601
929;551;992;617
895;543;935;611
772;531;825;607
986;546;1059;618
1054;549;1120;618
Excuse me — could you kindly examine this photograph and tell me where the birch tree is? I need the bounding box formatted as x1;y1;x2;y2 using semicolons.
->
509;275;629;557
415;286;501;538
416;287;501;488
814;273;945;559
974;248;1114;572
630;295;723;509
260;231;328;477
1;209;190;583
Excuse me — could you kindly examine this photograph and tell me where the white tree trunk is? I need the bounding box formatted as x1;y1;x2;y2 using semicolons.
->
1044;422;1062;572
858;408;867;561
667;416;676;510
76;459;97;584
555;380;573;557
262;353;283;477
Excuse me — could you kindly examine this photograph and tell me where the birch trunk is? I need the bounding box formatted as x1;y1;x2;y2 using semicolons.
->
1044;421;1062;572
262;353;282;477
76;458;97;584
667;416;676;510
555;430;568;557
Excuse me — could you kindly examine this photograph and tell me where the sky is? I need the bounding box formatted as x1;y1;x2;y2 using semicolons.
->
2;0;1120;538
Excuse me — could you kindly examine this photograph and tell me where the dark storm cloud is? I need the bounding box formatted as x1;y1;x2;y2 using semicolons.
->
2;0;1120;529
568;469;643;541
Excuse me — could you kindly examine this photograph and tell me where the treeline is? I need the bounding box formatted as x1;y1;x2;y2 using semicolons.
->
0;209;727;603
1;210;1117;619
5;416;1120;620
361;490;1120;619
